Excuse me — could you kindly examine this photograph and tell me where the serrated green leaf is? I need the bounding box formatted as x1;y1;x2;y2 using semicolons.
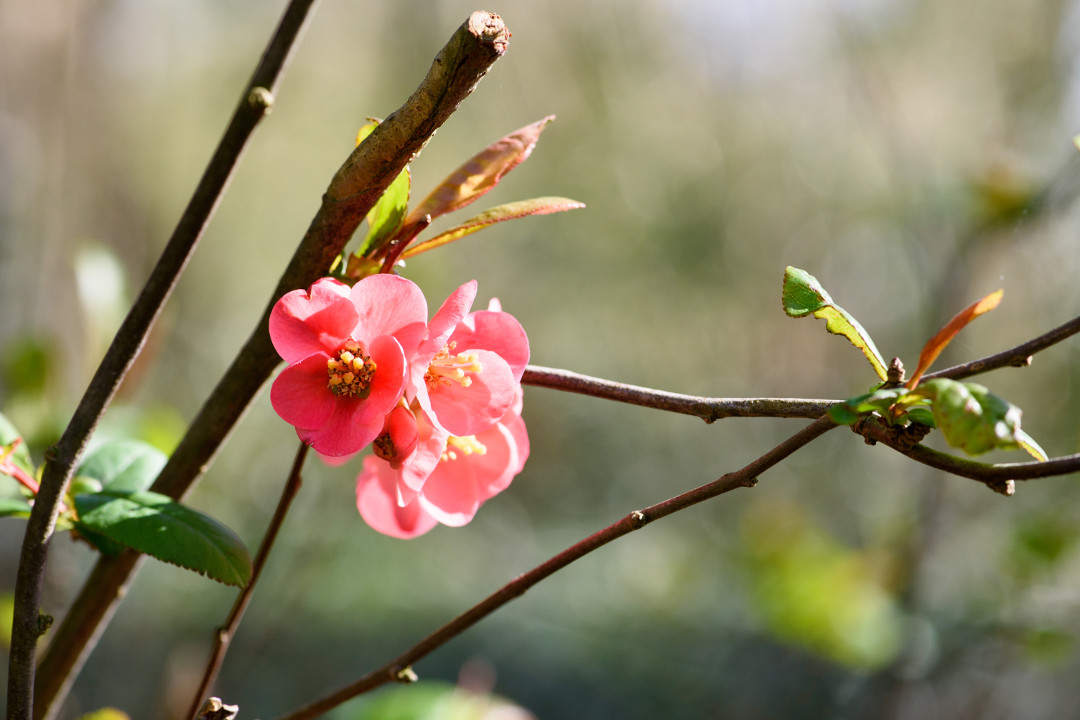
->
782;267;888;381
74;491;251;587
913;378;1029;456
76;439;166;493
401;196;586;259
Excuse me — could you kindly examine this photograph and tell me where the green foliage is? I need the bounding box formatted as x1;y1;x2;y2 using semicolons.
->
742;503;902;669
911;379;1046;459
74;490;252;587
75;439;166;493
0;412;34;479
782;267;888;381
337;681;534;720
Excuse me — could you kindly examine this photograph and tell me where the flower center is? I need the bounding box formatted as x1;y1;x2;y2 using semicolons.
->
327;340;377;398
441;435;487;463
425;342;482;390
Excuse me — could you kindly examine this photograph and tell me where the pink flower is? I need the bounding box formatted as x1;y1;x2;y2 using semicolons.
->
269;275;428;456
408;283;530;437
355;395;530;538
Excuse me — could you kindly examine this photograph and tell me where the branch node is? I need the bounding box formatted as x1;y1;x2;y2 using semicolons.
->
247;86;275;113
1013;355;1033;368
629;510;647;528
987;478;1016;496
394;666;419;684
36;612;53;637
743;476;759;488
196;697;239;720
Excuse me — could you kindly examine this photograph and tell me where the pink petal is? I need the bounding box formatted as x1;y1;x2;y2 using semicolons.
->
418;458;482;527
380;405;419;468
350;274;428;352
450;310;530;382
398;409;450;492
270;355;337;430
269;279;357;363
356;457;439;539
427;280;478;352
470;420;521;499
428;350;516;437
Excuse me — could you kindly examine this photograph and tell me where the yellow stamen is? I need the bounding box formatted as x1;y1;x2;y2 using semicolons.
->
327;341;377;397
441;435;487;463
425;342;483;391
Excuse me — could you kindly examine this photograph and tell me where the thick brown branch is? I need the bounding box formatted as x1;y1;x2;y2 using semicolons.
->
34;11;509;719
522;365;836;421
271;416;838;720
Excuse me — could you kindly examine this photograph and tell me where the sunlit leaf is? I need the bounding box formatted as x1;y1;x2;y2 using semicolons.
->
76;439;166;494
399;116;556;238
906;289;1003;389
828;388;908;425
357;165;411;258
74;490;252;587
77;709;131;720
912;378;1034;456
401;197;585;258
0;498;31;518
1016;428;1048;462
782;267;888;380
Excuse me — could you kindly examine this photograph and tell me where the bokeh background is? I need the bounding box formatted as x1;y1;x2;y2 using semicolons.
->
3;0;1080;718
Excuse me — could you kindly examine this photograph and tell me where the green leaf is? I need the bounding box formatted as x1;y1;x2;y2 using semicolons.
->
782;267;888;381
828;388;908;425
401;196;586;258
0;412;34;478
353;119;412;258
0;497;31;518
76;439;166;493
912;378;1034;456
74;491;251;587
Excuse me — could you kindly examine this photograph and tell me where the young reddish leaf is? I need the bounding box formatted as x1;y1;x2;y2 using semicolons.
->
905;289;1003;389
398;116;557;238
782;267;889;381
401;197;585;258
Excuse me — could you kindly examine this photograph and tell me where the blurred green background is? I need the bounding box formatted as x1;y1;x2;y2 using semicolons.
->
3;0;1080;718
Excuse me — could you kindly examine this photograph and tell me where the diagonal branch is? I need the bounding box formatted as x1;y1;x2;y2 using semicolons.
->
33;11;510;720
10;2;320;718
925;313;1080;382
522;365;837;420
271;415;838;720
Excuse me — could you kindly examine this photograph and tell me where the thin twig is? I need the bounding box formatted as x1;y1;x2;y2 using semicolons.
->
925;313;1080;382
186;442;310;720
12;3;318;718
851;417;1080;493
521;365;836;421
271;416;838;720
34;13;510;718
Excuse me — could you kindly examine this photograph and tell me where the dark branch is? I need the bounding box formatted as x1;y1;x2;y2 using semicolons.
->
925;313;1080;382
17;2;320;718
522;365;836;421
271;416;838;720
851;417;1080;494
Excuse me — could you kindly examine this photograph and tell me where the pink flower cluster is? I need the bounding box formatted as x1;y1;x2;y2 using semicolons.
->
269;275;529;538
